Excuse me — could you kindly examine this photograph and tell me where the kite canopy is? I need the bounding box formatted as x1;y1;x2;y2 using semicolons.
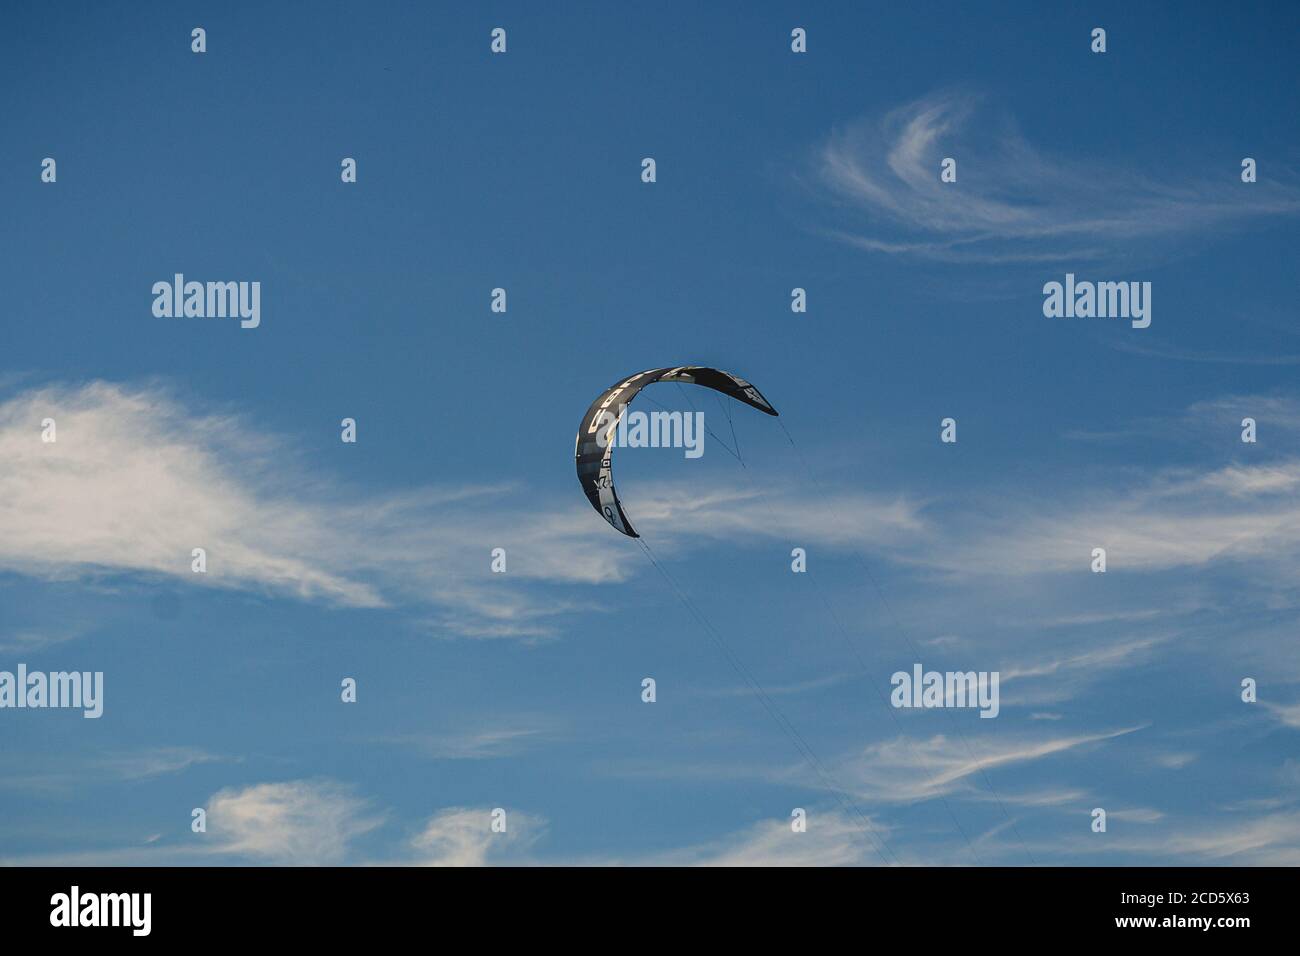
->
574;366;778;537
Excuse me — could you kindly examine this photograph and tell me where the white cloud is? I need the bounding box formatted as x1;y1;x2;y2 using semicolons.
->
406;807;544;866
608;726;1145;823
919;457;1300;577
8;769;1299;867
1109;808;1165;824
0;627;86;653
971;787;1086;808
1001;636;1168;682
373;721;557;760
651;811;884;867
1090;812;1300;865
0;381;641;636
1263;700;1300;729
0;781;541;867
1196;463;1300;497
0;382;387;606
206;780;384;865
832;727;1143;804
0;746;230;794
98;746;230;780
624;484;924;548
699;671;863;699
0;381;920;639
813;90;1300;263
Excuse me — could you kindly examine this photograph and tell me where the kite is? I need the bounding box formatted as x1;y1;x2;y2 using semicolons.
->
574;366;778;537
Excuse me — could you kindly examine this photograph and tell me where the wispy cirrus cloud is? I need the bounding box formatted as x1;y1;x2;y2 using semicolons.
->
829;726;1145;805
8;770;1298;866
812;90;1300;263
1066;394;1300;446
1157;812;1300;864
605;726;1144;813
1055;810;1300;866
370;720;560;760
622;484;923;547
0;778;539;867
4;381;1293;651
0;380;921;639
0;746;232;794
0;627;87;654
0;381;642;637
699;671;864;700
1263;700;1300;729
916;457;1300;578
646;811;884;867
1000;636;1169;682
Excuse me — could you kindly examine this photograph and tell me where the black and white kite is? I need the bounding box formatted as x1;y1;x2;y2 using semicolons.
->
574;366;779;537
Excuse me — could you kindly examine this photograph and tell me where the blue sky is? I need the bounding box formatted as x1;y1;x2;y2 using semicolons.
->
2;1;1299;865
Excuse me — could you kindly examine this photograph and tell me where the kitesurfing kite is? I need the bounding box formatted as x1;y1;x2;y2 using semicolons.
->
574;366;778;537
